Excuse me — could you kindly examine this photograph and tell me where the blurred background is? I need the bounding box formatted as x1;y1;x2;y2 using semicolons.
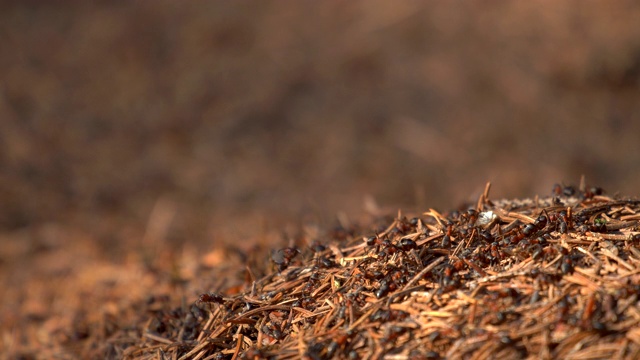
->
1;1;640;354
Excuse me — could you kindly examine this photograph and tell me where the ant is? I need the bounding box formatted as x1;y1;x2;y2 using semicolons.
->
395;216;414;234
399;238;417;251
441;223;455;248
549;210;570;234
241;347;274;360
560;255;574;274
197;292;225;304
365;235;380;247
479;229;493;242
584;186;605;200
522;211;549;237
271;247;300;271
302;269;323;295
363;270;385;280
366;235;403;259
440;264;461;293
196;292;233;311
317;255;336;269
460;209;479;225
291;296;315;310
261;322;285;341
370;308;409;322
383;325;408;343
552;183;577;197
375;279;397;298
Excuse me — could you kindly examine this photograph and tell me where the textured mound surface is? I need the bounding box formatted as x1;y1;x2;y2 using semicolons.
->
119;184;640;359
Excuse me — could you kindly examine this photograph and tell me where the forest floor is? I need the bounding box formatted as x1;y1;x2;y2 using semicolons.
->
5;183;640;359
2;2;640;359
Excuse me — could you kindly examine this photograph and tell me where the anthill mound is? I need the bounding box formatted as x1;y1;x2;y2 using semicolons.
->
81;184;640;359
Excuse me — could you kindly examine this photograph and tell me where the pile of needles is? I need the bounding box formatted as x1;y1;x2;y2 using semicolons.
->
124;184;640;359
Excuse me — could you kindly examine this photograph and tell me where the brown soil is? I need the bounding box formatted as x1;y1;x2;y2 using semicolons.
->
1;2;640;359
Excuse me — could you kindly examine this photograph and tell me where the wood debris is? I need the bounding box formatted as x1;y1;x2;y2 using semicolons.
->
119;184;640;359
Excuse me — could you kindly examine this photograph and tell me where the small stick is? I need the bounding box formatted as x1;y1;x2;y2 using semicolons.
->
197;310;217;342
605;221;639;231
600;249;635;271
178;339;213;360
230;334;243;360
424;209;446;227
587;232;639;241
143;332;173;345
476;181;491;211
463;258;488;277
401;256;445;291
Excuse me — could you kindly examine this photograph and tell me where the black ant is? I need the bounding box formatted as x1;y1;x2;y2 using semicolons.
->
326;332;356;358
367;235;405;259
440;264;461;293
522;211;548;237
197;292;225;304
318;256;336;268
370;308;409;322
366;236;379;247
552;184;577;197
441;223;455;248
584;186;604;200
383;325;408;343
560;255;574;274
291;296;315;310
271;247;300;271
375;279;395;298
554;210;570;234
196;292;232;311
302;269;323;295
461;209;479;225
399;238;417;251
